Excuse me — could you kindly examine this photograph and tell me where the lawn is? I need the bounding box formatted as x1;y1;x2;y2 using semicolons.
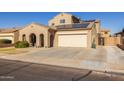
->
0;47;28;54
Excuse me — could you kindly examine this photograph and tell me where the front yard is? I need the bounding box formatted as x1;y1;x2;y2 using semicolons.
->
0;47;28;54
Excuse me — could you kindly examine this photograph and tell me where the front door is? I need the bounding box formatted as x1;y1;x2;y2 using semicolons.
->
30;33;36;46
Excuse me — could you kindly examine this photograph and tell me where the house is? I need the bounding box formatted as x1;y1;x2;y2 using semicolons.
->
49;13;100;48
0;12;100;48
98;29;121;46
100;29;110;37
0;28;20;44
115;30;124;45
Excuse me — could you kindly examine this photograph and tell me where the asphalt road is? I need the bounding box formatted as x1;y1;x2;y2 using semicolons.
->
0;58;124;81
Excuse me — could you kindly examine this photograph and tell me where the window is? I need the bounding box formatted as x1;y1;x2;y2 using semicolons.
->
22;34;26;41
105;32;108;34
60;19;65;23
52;23;55;26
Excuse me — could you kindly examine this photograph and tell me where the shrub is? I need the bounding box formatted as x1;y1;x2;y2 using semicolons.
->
15;41;29;48
91;39;96;49
0;39;12;44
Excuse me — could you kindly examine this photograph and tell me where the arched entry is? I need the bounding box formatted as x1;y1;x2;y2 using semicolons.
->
30;33;36;46
40;34;44;47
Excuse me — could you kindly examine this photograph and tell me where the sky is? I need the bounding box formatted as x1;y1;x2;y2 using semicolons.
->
0;12;124;34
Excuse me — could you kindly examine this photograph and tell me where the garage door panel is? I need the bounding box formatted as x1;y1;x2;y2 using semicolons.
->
0;37;13;41
58;34;87;47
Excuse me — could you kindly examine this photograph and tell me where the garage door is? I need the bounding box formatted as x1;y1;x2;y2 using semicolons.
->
58;34;87;47
0;36;13;43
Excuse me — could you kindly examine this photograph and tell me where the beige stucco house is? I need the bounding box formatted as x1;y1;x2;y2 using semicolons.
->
98;29;121;46
100;29;110;37
0;28;20;44
0;12;100;48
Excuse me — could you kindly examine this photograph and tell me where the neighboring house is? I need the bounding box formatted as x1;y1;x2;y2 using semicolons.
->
0;28;20;43
100;29;110;37
0;12;100;48
98;29;121;46
115;30;124;45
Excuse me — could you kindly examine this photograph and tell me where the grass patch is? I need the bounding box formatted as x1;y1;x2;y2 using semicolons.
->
0;48;16;51
0;48;28;54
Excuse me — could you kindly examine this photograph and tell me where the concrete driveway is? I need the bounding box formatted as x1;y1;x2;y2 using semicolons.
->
0;46;124;73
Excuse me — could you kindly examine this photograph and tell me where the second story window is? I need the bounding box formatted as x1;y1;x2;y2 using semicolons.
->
60;19;65;23
52;23;55;26
105;32;108;34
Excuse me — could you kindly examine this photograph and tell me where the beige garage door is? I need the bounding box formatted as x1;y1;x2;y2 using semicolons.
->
58;34;87;47
0;36;13;43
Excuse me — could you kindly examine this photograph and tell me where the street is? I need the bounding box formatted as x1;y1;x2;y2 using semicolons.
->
0;58;124;81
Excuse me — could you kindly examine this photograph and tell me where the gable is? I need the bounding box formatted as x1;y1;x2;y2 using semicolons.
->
20;23;49;33
48;13;73;26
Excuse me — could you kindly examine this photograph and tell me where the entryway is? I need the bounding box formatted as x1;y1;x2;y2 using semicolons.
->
30;33;36;47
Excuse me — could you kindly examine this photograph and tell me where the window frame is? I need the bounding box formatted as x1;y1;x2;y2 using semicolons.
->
60;19;65;23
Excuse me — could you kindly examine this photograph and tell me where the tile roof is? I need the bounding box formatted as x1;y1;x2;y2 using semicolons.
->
101;29;110;32
0;28;21;33
30;22;50;28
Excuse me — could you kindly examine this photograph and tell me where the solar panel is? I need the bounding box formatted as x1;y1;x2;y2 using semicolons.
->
56;23;89;29
83;20;96;22
72;23;89;28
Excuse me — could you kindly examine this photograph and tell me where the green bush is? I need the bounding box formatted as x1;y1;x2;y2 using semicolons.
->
0;39;12;44
92;43;96;49
91;39;96;49
15;41;29;48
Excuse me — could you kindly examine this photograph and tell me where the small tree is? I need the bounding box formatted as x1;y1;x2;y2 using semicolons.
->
92;39;96;49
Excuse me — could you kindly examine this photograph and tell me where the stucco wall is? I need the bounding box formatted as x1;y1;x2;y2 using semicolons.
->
19;23;50;47
14;31;19;43
95;21;100;33
104;37;121;46
48;13;73;26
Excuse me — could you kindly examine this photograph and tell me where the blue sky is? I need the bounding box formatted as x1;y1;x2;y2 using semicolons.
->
0;12;124;34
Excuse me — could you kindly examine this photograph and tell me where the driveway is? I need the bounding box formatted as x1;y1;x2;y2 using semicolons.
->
0;46;124;73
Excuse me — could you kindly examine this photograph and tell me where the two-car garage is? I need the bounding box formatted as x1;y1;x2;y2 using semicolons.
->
0;33;14;44
57;31;88;48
